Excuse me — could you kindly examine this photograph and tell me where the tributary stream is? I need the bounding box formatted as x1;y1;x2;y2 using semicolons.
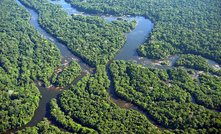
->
4;0;221;133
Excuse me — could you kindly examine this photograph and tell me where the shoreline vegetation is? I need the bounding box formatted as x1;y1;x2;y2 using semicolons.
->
19;0;137;67
109;60;221;133
174;54;221;76
52;60;82;87
0;0;61;132
1;0;221;133
54;65;165;133
65;0;221;65
12;118;71;134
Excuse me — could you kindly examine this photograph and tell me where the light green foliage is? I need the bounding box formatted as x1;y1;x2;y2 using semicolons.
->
109;61;221;133
19;0;137;67
196;73;221;110
57;65;163;133
187;69;194;75
0;0;60;132
50;98;98;133
66;0;221;64
175;54;221;76
55;60;81;87
12;118;70;134
168;68;221;110
52;73;58;84
161;60;169;66
12;126;39;134
175;54;221;75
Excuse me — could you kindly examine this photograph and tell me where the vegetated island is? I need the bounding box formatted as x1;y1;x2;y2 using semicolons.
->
52;60;82;87
19;0;137;67
109;60;221;133
50;65;166;133
0;0;61;132
174;54;221;76
65;0;221;65
2;0;221;133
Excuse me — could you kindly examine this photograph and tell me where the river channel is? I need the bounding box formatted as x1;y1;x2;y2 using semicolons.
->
5;0;221;133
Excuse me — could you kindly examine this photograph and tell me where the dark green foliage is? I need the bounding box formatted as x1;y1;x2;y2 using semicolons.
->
167;68;200;94
161;60;169;66
117;17;124;21
19;0;137;67
50;98;98;133
12;118;70;134
215;70;221;76
109;60;188;105
109;61;221;133
137;0;221;64
0;0;60;132
12;126;39;134
57;65;163;133
52;73;58;84
66;0;221;64
187;69;194;75
0;82;40;132
196;73;221;110
175;54;221;75
6;0;221;133
168;68;221;110
175;54;211;72
54;60;81;87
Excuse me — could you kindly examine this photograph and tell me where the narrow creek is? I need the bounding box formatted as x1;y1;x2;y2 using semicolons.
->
5;0;221;133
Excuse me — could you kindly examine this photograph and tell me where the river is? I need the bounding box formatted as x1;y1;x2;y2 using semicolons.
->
4;0;221;133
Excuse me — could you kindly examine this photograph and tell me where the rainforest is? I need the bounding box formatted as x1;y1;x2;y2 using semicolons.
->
0;0;220;133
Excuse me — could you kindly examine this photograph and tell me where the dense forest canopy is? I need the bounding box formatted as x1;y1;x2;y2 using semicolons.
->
174;54;221;76
49;98;98;133
1;0;221;133
197;73;221;110
109;61;221;133
0;0;61;132
52;60;82;87
55;66;165;133
66;0;221;64
12;118;70;134
19;0;137;67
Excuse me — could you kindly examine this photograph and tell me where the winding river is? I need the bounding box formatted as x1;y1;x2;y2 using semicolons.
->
4;0;221;133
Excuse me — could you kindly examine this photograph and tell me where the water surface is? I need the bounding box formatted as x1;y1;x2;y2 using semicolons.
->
6;0;221;133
